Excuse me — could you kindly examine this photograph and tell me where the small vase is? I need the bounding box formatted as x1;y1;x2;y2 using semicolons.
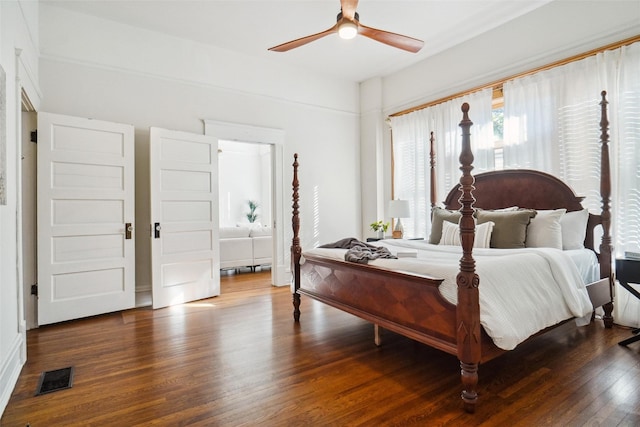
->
377;230;384;239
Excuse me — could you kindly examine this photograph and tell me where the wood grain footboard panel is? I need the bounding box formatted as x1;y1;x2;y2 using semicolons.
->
299;254;460;355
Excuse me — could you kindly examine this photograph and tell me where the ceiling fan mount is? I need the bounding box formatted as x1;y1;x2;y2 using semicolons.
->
336;10;359;22
268;0;423;53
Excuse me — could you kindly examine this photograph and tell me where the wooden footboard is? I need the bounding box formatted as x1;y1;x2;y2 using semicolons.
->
299;253;457;354
297;253;506;358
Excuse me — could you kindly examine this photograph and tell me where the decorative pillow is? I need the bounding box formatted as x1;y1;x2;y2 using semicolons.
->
428;207;462;244
476;209;537;249
439;220;495;248
561;208;589;250
525;209;566;249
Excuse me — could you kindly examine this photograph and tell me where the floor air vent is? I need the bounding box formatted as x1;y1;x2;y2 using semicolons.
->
35;366;74;396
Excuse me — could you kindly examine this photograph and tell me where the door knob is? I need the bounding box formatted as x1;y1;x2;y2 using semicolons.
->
125;223;133;239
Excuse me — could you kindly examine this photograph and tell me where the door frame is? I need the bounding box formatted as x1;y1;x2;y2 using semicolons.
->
203;120;287;286
20;103;37;330
17;48;41;333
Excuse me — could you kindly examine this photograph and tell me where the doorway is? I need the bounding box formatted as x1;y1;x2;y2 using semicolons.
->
204;120;287;288
218;139;273;290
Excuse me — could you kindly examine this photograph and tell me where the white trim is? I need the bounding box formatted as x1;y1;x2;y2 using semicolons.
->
41;55;358;117
14;53;25;337
204;120;288;286
0;333;25;417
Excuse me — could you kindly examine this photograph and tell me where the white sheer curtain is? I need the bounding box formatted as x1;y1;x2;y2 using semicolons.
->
390;88;493;239
390;109;430;240
503;42;640;327
503;56;605;209
609;43;640;328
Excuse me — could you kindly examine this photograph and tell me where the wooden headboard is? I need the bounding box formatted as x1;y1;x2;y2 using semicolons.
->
442;169;585;212
441;169;602;253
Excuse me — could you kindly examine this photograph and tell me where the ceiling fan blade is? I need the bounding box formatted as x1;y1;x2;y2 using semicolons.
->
340;0;359;20
268;24;338;52
358;24;424;53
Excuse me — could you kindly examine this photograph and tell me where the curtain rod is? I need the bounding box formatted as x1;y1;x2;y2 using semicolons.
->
389;34;640;118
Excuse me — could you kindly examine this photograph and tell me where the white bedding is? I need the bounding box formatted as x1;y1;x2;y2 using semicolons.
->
304;239;598;350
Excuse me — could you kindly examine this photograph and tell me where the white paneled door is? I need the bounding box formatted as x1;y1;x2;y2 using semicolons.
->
37;113;136;325
150;128;220;309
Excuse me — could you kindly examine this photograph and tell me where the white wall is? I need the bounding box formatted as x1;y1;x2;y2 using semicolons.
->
0;0;40;416
358;0;640;228
38;4;361;299
359;77;384;239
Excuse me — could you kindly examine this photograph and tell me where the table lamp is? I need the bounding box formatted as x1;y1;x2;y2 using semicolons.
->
388;199;410;239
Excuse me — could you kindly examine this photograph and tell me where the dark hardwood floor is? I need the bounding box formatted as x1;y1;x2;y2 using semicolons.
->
2;270;639;426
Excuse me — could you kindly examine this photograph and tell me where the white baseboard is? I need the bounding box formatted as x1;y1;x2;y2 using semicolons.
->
0;332;26;418
135;285;152;308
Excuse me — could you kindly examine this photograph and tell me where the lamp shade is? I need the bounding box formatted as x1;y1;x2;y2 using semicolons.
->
388;200;410;218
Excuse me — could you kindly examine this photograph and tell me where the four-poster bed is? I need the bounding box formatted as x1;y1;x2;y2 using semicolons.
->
290;91;614;413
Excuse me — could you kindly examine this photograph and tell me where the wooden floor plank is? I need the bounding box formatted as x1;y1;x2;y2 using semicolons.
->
2;271;640;426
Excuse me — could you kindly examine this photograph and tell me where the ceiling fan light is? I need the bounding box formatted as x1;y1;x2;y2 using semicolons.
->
338;21;358;40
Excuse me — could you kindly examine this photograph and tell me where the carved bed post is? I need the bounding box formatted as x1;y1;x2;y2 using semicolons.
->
456;103;481;413
291;154;302;322
599;91;614;328
429;131;437;210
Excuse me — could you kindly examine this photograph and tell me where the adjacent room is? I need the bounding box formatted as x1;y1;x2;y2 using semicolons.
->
1;0;639;424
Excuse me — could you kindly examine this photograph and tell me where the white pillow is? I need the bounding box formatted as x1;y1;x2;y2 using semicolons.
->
525;209;566;249
439;220;494;248
560;208;589;250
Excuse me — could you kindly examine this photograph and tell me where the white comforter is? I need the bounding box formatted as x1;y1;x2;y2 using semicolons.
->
305;239;597;350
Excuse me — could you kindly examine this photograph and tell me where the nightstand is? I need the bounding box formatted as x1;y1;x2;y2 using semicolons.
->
616;258;640;346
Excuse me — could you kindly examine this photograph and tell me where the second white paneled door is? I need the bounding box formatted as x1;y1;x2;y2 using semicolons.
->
149;128;220;309
37;113;136;325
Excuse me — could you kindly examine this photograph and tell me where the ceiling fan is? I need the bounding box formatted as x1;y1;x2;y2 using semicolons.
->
268;0;424;53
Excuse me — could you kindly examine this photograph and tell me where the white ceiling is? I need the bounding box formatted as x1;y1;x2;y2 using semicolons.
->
41;0;553;82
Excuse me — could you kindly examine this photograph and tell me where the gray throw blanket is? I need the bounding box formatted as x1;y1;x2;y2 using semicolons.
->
319;237;397;264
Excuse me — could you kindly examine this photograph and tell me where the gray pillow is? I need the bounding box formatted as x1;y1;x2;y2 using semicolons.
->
429;207;462;244
476;209;537;248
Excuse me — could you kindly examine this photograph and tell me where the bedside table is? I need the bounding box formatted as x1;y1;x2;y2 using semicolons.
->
616;258;640;346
